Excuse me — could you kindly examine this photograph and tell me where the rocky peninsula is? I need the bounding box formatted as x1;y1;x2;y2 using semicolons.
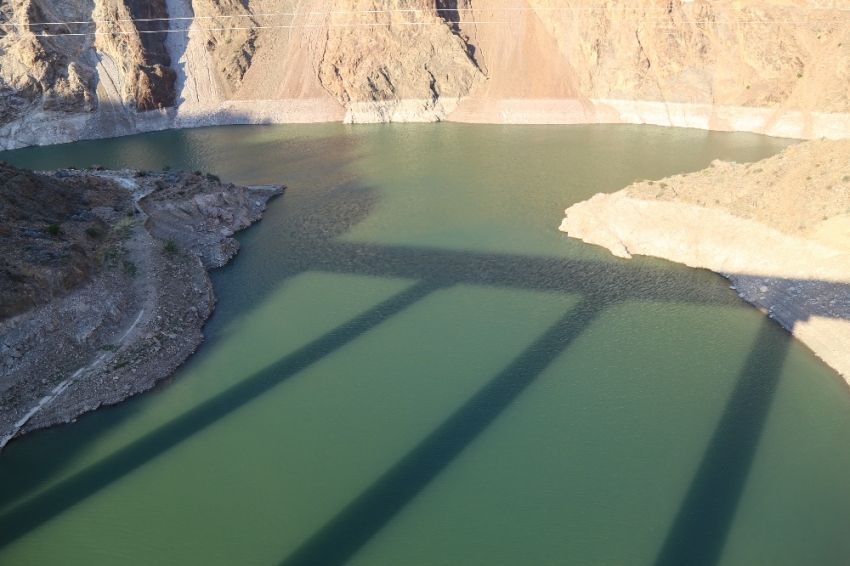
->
560;138;850;384
0;164;282;449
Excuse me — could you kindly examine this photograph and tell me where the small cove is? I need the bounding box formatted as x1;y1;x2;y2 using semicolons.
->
1;123;849;565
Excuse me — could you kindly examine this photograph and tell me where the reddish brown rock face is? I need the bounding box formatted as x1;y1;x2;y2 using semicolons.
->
94;0;176;110
0;0;176;121
125;0;177;109
134;65;177;111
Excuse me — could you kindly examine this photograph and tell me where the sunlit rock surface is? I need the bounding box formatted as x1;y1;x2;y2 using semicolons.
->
2;0;850;148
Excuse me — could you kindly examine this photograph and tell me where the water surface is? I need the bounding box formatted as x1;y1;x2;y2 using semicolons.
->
1;124;848;565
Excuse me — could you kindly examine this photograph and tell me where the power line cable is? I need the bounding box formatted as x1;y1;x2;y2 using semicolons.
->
4;6;850;26
2;10;849;38
17;6;850;26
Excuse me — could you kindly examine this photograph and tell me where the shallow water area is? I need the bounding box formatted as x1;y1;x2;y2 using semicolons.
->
1;124;849;565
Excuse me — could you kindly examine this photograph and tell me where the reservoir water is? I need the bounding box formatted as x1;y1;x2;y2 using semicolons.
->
1;124;849;565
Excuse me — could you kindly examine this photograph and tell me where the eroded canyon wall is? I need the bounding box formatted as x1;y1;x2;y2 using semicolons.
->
2;0;850;148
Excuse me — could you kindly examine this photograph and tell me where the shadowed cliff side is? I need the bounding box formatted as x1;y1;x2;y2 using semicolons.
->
94;0;177;111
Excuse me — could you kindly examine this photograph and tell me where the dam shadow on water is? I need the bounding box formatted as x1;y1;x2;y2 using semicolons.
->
0;226;820;565
0;124;839;564
276;308;793;566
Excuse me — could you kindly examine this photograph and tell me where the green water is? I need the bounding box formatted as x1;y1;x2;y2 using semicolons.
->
1;124;849;565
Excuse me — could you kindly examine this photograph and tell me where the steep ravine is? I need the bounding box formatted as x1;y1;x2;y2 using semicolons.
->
2;0;850;149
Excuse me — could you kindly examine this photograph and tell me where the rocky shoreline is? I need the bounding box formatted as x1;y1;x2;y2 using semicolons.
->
560;139;850;385
0;166;282;450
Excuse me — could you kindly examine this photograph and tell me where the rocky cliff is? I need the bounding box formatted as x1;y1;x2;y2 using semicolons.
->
2;0;850;148
0;0;176;146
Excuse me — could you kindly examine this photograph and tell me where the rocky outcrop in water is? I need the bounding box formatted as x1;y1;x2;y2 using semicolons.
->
0;165;283;450
2;0;850;148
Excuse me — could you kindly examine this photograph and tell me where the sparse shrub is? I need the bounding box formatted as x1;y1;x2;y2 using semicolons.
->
659;182;667;188
194;170;202;176
115;217;134;239
47;223;61;237
101;248;119;268
122;260;137;276
647;180;654;185
843;175;849;182
163;164;172;171
164;239;178;254
205;173;221;183
85;227;102;238
797;73;803;78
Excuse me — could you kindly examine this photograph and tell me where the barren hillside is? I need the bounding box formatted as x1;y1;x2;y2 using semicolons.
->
2;0;850;148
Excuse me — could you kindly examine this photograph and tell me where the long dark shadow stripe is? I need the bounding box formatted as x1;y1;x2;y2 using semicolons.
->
279;296;606;566
653;317;790;566
0;280;441;550
297;240;741;308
